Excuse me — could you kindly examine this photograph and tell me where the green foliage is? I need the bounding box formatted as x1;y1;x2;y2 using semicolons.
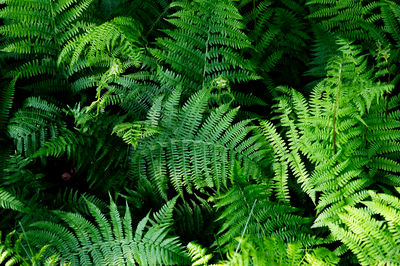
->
152;0;258;91
2;1;400;265
239;0;311;91
0;0;95;96
0;189;26;213
221;236;339;266
8;97;66;156
58;16;143;68
327;191;400;264
124;88;268;199
187;242;213;266
34;108;130;190
24;197;190;265
0;230;59;266
214;163;315;250
262;40;400;265
307;0;386;46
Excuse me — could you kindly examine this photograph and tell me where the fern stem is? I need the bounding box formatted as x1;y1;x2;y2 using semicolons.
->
385;61;391;119
202;28;211;89
19;221;33;260
145;5;170;40
235;199;257;254
332;62;342;154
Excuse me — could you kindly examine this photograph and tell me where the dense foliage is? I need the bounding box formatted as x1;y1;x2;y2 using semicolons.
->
1;0;400;265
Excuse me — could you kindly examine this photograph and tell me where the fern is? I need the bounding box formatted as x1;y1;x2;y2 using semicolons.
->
327;191;400;265
151;0;258;91
307;0;387;49
187;242;213;266
24;197;190;265
0;76;17;189
58;16;143;68
7;97;66;156
174;198;216;245
220;236;339;265
0;230;59;266
239;0;311;93
262;40;400;264
113;0;172;41
0;0;95;95
120;88;268;199
0;189;26;213
214;163;316;250
34;109;130;190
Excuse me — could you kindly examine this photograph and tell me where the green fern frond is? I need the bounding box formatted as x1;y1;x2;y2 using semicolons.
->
327;191;400;265
214;166;315;250
240;0;311;92
0;0;95;95
0;230;59;266
306;0;388;53
24;198;190;265
125;88;268;199
0;189;26;212
260;39;400;265
151;0;257;91
58;16;143;68
8;97;66;156
187;242;213;266
220;236;339;266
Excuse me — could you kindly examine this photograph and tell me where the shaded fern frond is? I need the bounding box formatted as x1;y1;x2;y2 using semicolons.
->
34;110;130;190
124;88;269;199
0;230;59;266
58;16;143;68
0;189;26;212
0;0;95;95
151;0;258;91
24;197;190;265
8;97;66;156
307;0;387;49
240;0;311;92
214;164;315;250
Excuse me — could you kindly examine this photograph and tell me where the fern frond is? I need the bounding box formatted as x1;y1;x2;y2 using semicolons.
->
327;191;400;265
215;166;315;250
152;0;257;91
262;40;400;263
8;97;66;156
220;236;339;265
187;242;213;266
25;198;190;265
58;16;143;68
0;189;26;212
125;88;268;199
0;230;58;266
0;0;95;94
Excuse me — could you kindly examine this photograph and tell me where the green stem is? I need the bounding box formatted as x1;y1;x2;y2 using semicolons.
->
235;199;257;254
202;28;210;89
332;62;342;154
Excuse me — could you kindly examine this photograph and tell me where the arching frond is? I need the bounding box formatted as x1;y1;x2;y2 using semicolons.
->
121;88;269;199
151;0;258;91
24;198;190;265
